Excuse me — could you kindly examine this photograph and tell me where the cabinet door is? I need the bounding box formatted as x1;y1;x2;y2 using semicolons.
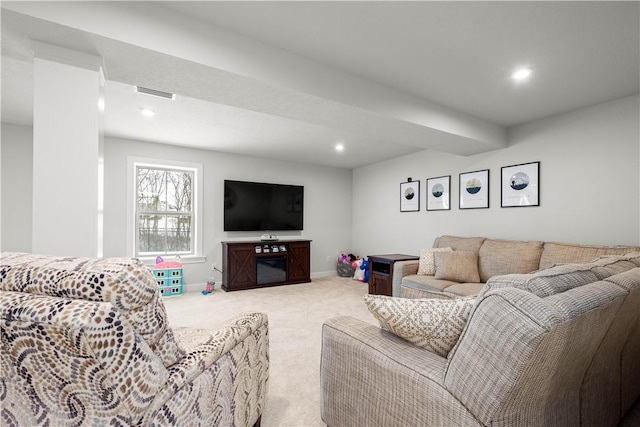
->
226;244;257;289
287;241;310;283
369;272;391;296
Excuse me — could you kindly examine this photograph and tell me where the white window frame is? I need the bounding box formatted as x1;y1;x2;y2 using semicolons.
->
127;157;204;264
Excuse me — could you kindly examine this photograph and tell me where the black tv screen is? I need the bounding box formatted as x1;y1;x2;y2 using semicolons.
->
224;180;304;231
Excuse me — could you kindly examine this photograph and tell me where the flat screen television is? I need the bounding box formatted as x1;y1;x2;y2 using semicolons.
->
224;180;304;232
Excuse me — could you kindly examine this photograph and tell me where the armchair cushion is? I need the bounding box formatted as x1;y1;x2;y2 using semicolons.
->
363;294;474;357
1;291;168;426
0;252;183;367
1;253;269;427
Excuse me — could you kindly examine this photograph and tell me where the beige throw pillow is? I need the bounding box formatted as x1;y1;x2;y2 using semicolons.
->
434;251;480;283
364;294;474;357
418;247;453;275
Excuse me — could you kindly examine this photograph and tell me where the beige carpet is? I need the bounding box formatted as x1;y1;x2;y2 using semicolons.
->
163;276;376;427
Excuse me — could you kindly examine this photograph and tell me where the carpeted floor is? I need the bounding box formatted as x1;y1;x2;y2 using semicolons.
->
163;276;375;427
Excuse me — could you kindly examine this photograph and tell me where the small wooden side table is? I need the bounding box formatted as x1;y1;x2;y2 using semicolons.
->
367;254;419;296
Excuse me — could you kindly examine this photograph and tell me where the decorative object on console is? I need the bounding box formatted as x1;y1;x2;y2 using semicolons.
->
363;294;475;357
400;180;420;212
501;161;540;207
426;175;451;211
459;169;489;209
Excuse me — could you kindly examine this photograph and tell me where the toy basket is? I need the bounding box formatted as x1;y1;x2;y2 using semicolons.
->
337;262;355;277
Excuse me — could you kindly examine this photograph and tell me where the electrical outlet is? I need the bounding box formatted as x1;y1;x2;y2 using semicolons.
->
326;255;331;263
212;262;217;270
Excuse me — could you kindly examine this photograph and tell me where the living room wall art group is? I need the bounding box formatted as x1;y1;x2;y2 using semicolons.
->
401;161;540;212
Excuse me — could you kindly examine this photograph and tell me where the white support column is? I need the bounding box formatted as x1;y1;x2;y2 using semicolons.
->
32;42;104;257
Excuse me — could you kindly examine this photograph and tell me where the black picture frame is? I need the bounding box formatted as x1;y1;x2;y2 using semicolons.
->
459;169;490;209
501;161;540;207
426;176;451;211
400;180;420;212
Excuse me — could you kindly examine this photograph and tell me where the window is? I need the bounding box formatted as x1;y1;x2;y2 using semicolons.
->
128;158;203;260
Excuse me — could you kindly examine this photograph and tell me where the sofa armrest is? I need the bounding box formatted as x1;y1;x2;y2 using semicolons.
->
391;260;420;296
320;316;479;427
144;312;269;426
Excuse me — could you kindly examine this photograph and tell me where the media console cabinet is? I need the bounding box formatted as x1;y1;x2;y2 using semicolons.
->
222;240;311;291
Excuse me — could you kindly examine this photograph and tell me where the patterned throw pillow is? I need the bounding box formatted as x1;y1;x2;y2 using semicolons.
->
363;294;475;357
417;247;453;275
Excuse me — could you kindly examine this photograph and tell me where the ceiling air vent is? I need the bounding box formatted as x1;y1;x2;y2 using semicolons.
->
135;86;176;100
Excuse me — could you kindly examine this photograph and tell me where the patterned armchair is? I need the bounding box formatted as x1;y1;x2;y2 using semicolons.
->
0;252;269;426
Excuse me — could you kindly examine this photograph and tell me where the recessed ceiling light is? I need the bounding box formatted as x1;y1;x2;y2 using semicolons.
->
140;108;156;117
335;143;345;152
512;67;533;81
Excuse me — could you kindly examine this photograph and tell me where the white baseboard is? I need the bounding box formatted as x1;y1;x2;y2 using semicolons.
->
311;270;338;279
178;271;339;294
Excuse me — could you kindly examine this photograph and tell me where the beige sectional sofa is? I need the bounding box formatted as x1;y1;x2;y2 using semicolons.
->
394;235;640;298
321;251;640;426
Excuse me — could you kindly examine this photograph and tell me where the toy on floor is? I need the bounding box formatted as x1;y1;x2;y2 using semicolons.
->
352;259;365;281
361;258;369;283
202;281;215;295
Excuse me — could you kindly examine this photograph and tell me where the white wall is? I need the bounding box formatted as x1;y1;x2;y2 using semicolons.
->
1;124;33;252
103;137;353;287
352;95;640;256
3;94;638;283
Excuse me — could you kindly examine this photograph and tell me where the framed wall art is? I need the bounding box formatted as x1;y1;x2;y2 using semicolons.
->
426;175;450;211
400;180;420;212
459;169;489;209
501;161;540;207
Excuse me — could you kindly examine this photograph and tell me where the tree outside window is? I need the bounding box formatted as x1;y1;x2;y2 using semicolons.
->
135;166;194;256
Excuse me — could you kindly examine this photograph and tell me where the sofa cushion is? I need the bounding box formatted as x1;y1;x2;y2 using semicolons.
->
434;251;480;283
418;247;453;275
444;282;486;297
480;263;604;299
478;239;544;282
588;254;640;279
434;235;485;252
400;276;483;298
403;274;458;292
480;254;640;300
539;242;640;270
363;294;474;357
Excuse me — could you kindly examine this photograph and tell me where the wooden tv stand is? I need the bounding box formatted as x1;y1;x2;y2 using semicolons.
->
221;240;311;291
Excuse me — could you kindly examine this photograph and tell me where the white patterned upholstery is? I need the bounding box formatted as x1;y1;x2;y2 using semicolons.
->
0;252;268;427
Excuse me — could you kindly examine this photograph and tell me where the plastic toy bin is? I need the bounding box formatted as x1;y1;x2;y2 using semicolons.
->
153;268;183;296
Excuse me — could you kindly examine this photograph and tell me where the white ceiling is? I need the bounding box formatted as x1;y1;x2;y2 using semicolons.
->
2;1;639;169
